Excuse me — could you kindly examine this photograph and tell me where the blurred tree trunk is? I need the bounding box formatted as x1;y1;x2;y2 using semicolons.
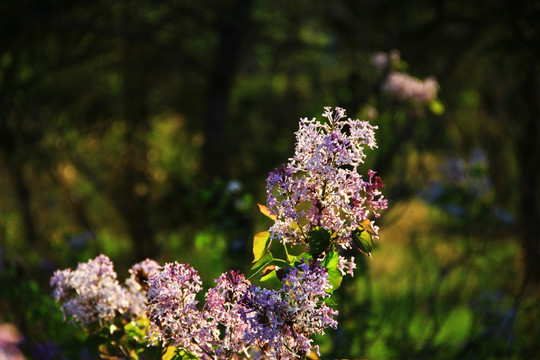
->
5;157;39;247
202;0;254;180
0;55;41;249
517;62;540;288
116;2;156;262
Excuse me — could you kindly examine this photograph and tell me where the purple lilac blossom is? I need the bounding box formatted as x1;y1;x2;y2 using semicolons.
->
146;262;215;358
203;271;252;357
50;254;130;327
382;71;439;104
266;107;388;249
242;261;338;359
125;258;160;319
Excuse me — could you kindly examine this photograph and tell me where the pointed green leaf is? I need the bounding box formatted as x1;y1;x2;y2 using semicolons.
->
260;268;278;282
352;228;373;259
321;251;342;293
252;231;271;263
250;253;287;280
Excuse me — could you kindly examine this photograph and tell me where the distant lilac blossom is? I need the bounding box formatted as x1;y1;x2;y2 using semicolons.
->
371;50;401;71
382;71;439;104
266;107;388;249
50;255;130;327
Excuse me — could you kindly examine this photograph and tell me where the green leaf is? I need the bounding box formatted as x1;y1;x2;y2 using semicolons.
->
250;253;287;280
252;231;271;263
291;252;313;267
327;267;343;294
308;228;331;258
322;251;342;293
352;228;373;259
260;267;278;282
429;99;445;115
321;250;339;269
251;252;273;271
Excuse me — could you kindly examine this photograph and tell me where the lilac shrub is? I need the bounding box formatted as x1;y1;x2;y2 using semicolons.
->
50;106;387;359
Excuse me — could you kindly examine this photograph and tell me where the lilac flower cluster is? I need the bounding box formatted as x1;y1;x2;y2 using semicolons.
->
146;261;337;359
125;258;160;318
50;255;158;326
50;255;130;326
146;262;214;357
266;107;388;249
203;271;252;357
382;71;439;104
244;260;338;359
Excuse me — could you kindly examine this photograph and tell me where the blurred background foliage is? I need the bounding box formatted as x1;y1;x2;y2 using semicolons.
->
0;0;539;359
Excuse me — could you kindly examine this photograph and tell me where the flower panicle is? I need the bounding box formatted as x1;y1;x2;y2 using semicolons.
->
266;106;388;248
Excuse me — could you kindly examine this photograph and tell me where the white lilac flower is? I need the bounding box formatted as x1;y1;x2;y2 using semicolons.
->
337;255;357;277
50;254;130;327
146;262;214;358
125;258;160;319
266;107;388;248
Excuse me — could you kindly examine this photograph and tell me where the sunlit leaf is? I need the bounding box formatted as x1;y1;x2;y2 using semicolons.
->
322;251;342;293
429;99;445;115
327;267;343;294
352;228;373;259
250;253;286;280
261;265;277;277
252;231;271;263
258;203;277;221
358;218;377;236
260;265;279;282
162;346;177;360
321;250;339;269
